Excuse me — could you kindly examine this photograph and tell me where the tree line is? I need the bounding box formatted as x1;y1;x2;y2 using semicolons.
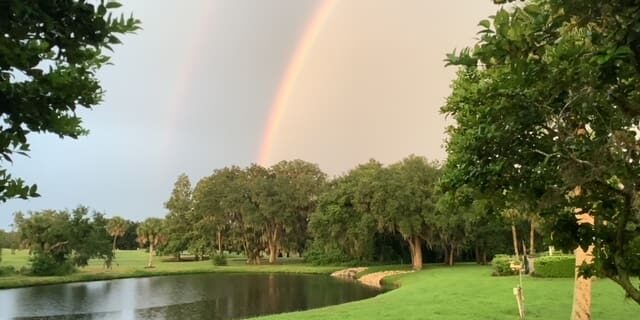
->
305;157;538;270
3;156;546;274
149;156;542;270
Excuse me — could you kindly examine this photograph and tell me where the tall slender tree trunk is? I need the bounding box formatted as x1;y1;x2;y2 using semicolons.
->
571;213;595;320
475;245;481;264
147;242;154;268
112;235;117;253
448;244;455;266
442;245;449;264
529;220;536;255
407;236;423;270
244;234;261;265
268;242;279;264
248;248;261;265
243;237;250;262
571;244;594;319
511;224;520;260
268;228;280;264
217;230;223;255
482;248;488;265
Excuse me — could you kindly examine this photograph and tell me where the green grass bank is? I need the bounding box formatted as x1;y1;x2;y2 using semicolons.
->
0;249;339;289
258;265;638;320
2;249;638;319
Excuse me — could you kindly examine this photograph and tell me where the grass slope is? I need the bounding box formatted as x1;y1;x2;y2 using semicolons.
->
2;250;638;319
0;249;340;289
258;265;638;320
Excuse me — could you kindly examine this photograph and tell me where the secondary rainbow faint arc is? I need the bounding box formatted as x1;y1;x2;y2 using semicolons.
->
166;1;216;145
257;0;337;166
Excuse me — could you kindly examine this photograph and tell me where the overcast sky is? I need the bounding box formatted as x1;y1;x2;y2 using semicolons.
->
1;0;498;229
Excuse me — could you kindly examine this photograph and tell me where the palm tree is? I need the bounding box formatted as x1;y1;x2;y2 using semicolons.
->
106;216;128;254
137;218;165;268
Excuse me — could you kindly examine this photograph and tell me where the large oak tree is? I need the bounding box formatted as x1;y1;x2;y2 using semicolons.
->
443;0;640;302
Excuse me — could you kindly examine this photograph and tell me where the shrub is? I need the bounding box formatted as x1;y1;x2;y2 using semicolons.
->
491;254;518;276
30;254;75;276
18;266;30;275
304;245;356;265
533;255;575;278
0;265;15;276
212;254;227;266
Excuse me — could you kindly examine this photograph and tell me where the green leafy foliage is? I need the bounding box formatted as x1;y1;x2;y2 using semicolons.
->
190;161;325;264
0;0;140;202
69;210;113;268
533;255;575;278
13;207;112;275
211;254;227;266
137;217;166;268
308;160;383;264
163;174;194;259
491;254;518;276
137;218;165;249
304;242;356;265
267;160;326;263
106;216;129;253
193;166;244;258
115;220;139;250
0;265;15;277
308;157;451;269
382;156;441;269
443;0;640;303
29;253;74;276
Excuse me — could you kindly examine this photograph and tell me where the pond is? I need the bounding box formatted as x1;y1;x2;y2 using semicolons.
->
0;273;382;319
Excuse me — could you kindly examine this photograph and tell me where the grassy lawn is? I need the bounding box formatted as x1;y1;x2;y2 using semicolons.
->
0;249;340;289
2;249;638;319
258;264;639;320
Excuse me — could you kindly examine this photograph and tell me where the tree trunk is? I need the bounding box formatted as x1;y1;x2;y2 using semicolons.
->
112;235;117;253
268;242;279;264
268;228;280;264
250;249;262;265
482;248;488;265
511;224;520;260
571;212;596;319
442;245;449;264
407;236;423;270
529;220;536;255
475;245;481;264
448;244;455;266
571;244;594;319
147;243;154;268
243;238;250;262
217;230;223;255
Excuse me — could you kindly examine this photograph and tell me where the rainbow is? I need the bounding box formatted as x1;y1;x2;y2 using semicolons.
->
257;0;337;166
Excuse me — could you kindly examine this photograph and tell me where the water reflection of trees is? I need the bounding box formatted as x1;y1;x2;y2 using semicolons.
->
5;274;379;319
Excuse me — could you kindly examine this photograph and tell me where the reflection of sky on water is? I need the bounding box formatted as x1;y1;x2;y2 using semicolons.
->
0;273;381;319
0;279;141;318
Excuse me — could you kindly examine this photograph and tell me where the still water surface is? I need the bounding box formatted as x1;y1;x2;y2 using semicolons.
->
0;273;381;319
